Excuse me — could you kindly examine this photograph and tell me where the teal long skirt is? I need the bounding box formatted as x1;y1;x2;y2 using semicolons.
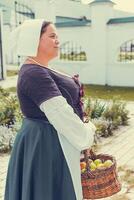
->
4;118;76;200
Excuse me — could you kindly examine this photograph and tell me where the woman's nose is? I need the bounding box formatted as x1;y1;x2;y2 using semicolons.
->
55;39;60;45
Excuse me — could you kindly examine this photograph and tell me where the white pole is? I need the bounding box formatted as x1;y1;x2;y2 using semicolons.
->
0;9;6;80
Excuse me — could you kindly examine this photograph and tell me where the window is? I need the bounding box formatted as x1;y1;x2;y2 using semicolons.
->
118;40;134;62
60;41;87;61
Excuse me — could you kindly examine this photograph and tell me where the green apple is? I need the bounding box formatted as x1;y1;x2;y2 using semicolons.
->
81;168;86;173
94;159;102;166
104;160;113;168
90;162;97;171
96;163;105;169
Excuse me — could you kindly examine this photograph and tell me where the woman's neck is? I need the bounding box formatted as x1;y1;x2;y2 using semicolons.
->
25;57;49;67
24;57;72;78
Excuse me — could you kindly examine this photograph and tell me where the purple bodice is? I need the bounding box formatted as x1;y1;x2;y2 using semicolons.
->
17;64;84;121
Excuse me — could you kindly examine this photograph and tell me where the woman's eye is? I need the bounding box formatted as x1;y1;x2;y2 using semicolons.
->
50;35;56;38
50;35;58;39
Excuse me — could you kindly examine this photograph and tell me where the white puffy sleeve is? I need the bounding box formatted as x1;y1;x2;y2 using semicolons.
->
40;96;96;152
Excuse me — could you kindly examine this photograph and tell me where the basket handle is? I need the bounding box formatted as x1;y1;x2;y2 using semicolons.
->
83;148;96;160
83;149;96;178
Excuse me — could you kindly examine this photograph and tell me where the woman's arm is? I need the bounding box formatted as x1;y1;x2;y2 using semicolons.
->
40;96;96;152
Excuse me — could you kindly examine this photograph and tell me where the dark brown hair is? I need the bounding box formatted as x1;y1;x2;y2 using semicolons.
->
40;21;53;37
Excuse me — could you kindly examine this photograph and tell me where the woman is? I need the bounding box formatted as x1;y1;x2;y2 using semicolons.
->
5;19;96;200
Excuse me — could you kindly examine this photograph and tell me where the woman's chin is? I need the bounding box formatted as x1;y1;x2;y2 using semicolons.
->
54;52;59;58
50;54;59;61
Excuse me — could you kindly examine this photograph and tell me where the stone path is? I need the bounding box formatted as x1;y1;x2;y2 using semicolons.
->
0;154;9;200
0;102;134;200
0;75;17;89
91;102;134;200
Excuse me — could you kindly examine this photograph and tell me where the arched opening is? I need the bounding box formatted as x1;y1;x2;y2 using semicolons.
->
118;39;134;62
60;41;87;61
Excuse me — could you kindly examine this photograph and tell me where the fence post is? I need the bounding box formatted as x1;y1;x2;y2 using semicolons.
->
0;9;6;80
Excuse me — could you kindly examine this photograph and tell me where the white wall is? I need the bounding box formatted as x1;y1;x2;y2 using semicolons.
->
55;0;91;19
57;26;91;52
33;0;56;22
2;0;134;86
106;23;134;86
107;63;134;87
107;23;134;63
51;3;134;87
50;60;99;84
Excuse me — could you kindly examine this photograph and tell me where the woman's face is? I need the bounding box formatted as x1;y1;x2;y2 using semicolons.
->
38;24;60;60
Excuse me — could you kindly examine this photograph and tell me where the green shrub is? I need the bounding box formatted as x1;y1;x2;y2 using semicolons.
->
0;86;23;126
84;97;106;119
83;96;129;138
92;118;114;138
102;96;129;127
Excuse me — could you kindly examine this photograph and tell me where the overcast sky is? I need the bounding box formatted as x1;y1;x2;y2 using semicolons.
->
81;0;134;13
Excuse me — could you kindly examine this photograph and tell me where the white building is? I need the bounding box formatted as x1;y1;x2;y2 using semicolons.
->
1;0;134;87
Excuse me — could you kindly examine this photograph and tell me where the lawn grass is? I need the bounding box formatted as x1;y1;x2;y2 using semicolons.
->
5;84;134;101
5;70;134;101
6;87;17;93
7;70;19;77
84;84;134;101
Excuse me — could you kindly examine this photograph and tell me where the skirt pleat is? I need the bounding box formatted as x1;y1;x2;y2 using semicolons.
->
4;118;76;200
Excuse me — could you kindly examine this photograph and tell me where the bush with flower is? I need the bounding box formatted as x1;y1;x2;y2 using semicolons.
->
0;86;22;152
83;96;129;139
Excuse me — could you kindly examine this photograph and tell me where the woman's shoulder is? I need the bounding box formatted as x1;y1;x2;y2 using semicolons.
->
21;63;48;72
19;64;50;78
17;64;54;91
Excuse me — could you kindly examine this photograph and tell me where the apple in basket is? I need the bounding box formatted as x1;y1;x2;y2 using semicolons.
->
89;161;97;171
81;168;86;174
80;162;86;171
89;159;114;171
103;160;113;167
96;163;106;169
93;159;102;166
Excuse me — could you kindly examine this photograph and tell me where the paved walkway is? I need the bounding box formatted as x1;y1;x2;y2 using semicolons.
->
0;154;9;200
0;64;20;88
0;75;18;89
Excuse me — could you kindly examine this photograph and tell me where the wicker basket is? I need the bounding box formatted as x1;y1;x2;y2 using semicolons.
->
81;150;121;199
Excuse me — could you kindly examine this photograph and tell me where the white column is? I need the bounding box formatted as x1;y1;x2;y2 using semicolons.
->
88;2;114;85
